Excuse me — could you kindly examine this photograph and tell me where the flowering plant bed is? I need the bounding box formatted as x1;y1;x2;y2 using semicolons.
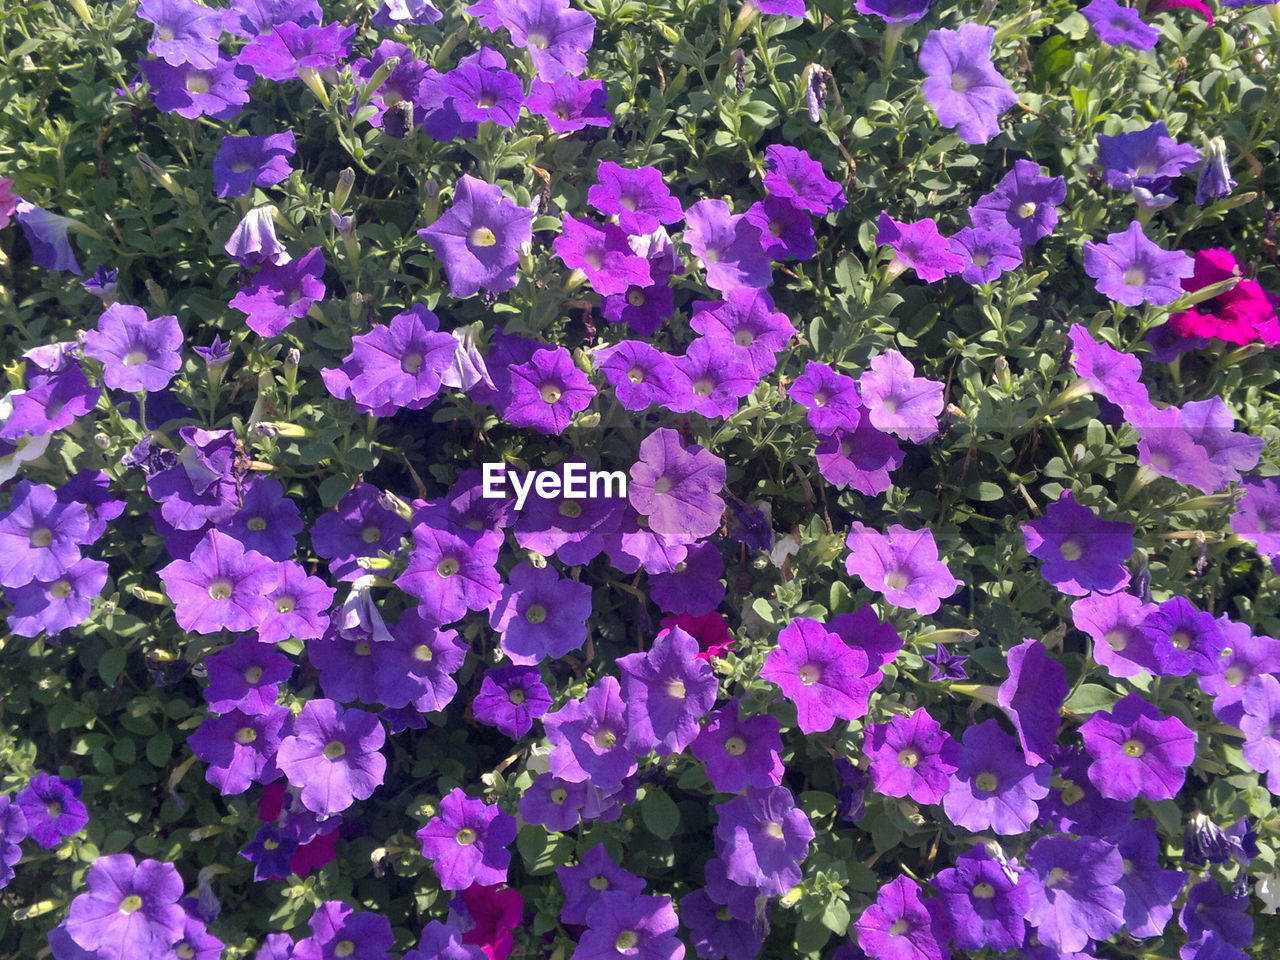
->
1;0;1280;958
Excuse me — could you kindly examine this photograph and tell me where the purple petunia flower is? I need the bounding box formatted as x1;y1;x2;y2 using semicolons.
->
557;845;647;926
15;773;89;850
1084;221;1195;306
844;521;959;614
343;305;457;413
502;345;597;435
65;854;186;960
137;0;222;69
864;708;961;806
513;462;626;565
0;481;90;590
1079;692;1196;801
857;349;944;443
1098;122;1201;198
259;561;334;644
0;796;25;889
490;561;592;665
489;0;594;80
142;56;254;121
692;699;784;793
943;719;1051;835
760;617;873;733
1067;323;1153;415
578;892;684;960
230;247;326;338
225;478;304;561
968;159;1067;248
997;638;1067;765
1024;835;1125;953
158;530;277;635
275;698;386;815
1082;0;1160;49
544;675;637;790
1141;595;1227;677
680;888;766;960
1115;819;1187;938
648;540;725;615
237;22;357;83
815;422;906;496
293;902;394;960
1232;476;1280;561
588;162;683;235
684;199;772;293
745;195;817;261
1022;490;1133;597
1179;879;1253;960
618;626;718;754
855;875;950;960
628;427;726;539
417;788;517;890
14;202;82;274
594;341;682;411
213;132;297;199
919;23;1018;145
443;59;526;127
525;76;612;133
419;176;534;299
933;843;1028;951
398;525;502;625
6;556;108;639
669;338;759;418
204;636;292;715
875;212;964;283
519;773;588;831
188;706;290;796
855;0;932;22
223;0;321;38
762;144;846;215
1071;590;1159;678
789;360;862;433
689;289;795;378
370;613;467;712
372;0;441;26
715;785;814;896
949;227;1023;283
473;666;552;738
83;303;184;394
557;216;654;296
224;206;290;267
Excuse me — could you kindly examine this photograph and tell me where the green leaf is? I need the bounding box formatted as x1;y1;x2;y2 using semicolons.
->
1064;683;1123;715
641;787;681;839
147;732;173;767
820;896;850;935
99;648;127;687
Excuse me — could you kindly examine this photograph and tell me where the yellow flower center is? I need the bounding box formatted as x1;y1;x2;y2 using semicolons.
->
883;570;909;591
275;595;296;613
247;516;268;531
413;644;434;662
1123;267;1147;287
186;72;211;95
1123;738;1146;758
898;747;920;768
550;788;568;804
763;821;785;839
50;579;73;599
469;226;497;247
559;501;583;518
244;665;264;683
208;579;234;600
666;680;686;699
627;289;646;307
1170;630;1192;650
525;604;548;624
540;383;563;404
973;882;996;899
1017;201;1037;219
361;525;381;543
724;736;747;756
119;894;144;914
335;942;355;958
402;353;423;374
615;931;638;951
437;557;460;577
30;527;53;547
798;663;821;685
235;726;258;745
456;828;477;845
1059;538;1083;562
975;772;998;792
1104;628;1129;652
323;740;346;760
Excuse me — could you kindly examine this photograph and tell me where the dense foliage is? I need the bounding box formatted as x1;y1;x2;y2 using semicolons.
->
2;0;1280;958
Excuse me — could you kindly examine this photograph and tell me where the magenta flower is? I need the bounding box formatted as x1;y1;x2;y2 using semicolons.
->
1079;692;1196;801
417;788;517;890
844;521;960;615
857;348;945;443
628;427;726;539
760;617;873;733
158;530;277;635
418;176;534;298
875;212;964;283
863;708;961;805
83;303;184;393
275;699;387;816
918;23;1018;145
1022;490;1133;596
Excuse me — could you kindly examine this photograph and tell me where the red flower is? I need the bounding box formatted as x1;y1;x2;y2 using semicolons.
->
659;612;735;660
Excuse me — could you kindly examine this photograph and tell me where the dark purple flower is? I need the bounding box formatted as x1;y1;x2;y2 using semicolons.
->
226;478;303;561
204;636;292;715
224;0;321;38
594;341;682;411
1022;491;1133;596
275;699;386;815
578;892;683;960
648;540;725;615
237;22;357;83
855;0;932;22
230;247;326;338
557;844;646;925
473;666;551;738
518;773;587;831
188;706;290;795
933;844;1027;951
919;23;1018;144
398;525;502;625
555;216;652;297
159;530;277;635
618;625;718;754
923;645;968;681
0;481;90;589
544;675;636;790
14;202;82;274
1116;819;1187;938
417;788;517;890
668;338;759;418
1098;122;1201;195
815;422;905;496
142;57;254;120
292;902;393;960
969;159;1068;248
680;888;767;959
0;796;25;889
1179;879;1253;959
1142;595;1227;677
419;176;534;299
1079;692;1196;801
83;303;184;393
372;613;468;712
789;361;862;433
762;144;846;215
745;196;816;261
15;773;88;850
6;557;108;639
213;132;296;198
692;699;784;793
443;60;525;127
